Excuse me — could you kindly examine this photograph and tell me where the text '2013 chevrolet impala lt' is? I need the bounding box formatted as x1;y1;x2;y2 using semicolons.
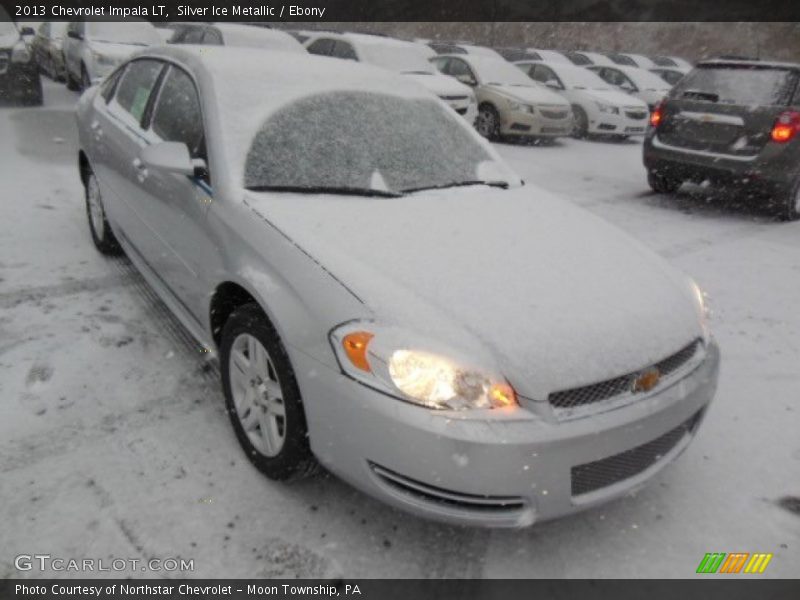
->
76;46;720;527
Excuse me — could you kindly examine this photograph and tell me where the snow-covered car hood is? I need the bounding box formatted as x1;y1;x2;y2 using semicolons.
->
583;88;649;108
245;186;703;399
487;84;569;107
402;72;473;97
0;32;20;49
88;40;148;61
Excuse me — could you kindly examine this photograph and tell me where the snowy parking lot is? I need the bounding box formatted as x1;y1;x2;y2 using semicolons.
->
1;80;798;578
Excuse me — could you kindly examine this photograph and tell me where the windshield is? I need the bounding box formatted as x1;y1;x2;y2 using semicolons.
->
554;65;612;90
625;68;671;89
244;91;512;195
87;21;161;45
472;58;535;86
672;65;797;105
0;20;18;36
360;43;436;74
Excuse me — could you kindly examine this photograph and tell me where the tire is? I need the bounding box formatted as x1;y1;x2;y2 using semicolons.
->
476;104;500;141
84;169;122;255
778;177;800;221
80;64;91;91
648;170;682;194
66;68;79;91
572;105;589;138
220;303;316;481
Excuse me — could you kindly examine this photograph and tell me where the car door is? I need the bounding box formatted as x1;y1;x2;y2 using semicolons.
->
96;58;168;266
134;64;216;320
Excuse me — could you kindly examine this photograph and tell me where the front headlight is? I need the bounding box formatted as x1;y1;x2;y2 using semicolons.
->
508;100;535;114
330;322;517;411
689;279;711;341
11;42;31;63
595;101;620;115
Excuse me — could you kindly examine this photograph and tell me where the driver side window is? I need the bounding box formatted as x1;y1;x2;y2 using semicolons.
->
447;59;476;85
149;67;207;165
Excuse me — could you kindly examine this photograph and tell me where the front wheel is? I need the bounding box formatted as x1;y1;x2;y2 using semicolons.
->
572;105;589;138
648;170;682;194
85;170;121;255
220;303;316;481
476;105;500;141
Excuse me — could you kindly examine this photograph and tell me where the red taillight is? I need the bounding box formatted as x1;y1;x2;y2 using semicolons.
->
771;111;800;143
650;101;663;128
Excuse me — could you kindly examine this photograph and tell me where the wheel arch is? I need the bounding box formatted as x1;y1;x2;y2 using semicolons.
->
78;150;91;187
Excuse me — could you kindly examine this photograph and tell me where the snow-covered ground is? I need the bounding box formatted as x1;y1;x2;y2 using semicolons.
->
1;80;798;579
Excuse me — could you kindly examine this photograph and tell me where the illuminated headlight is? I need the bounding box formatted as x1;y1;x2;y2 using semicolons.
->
92;51;117;66
595;101;620;115
689;279;712;342
11;42;31;63
330;322;517;411
509;101;535;114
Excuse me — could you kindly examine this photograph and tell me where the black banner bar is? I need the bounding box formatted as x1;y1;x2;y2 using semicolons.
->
3;0;800;22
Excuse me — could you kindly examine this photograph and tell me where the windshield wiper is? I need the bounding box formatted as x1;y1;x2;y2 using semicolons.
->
245;185;401;198
401;180;509;194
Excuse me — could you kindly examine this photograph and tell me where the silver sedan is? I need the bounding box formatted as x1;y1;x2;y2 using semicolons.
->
76;45;719;527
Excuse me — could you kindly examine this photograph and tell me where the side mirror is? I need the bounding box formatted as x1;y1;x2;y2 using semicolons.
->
139;142;198;176
20;26;35;36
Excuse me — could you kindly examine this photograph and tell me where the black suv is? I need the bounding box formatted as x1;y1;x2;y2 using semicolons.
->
0;16;42;106
643;60;800;219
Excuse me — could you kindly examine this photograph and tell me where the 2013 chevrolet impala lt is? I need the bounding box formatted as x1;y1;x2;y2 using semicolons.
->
76;46;720;527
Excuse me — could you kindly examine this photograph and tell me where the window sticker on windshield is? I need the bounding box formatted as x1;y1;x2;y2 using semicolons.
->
130;87;150;121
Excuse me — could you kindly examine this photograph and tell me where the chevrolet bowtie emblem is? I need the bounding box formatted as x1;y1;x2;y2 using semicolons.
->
632;368;661;393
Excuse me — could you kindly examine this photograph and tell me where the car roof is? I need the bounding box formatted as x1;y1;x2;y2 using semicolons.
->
210;23;305;52
697;58;800;70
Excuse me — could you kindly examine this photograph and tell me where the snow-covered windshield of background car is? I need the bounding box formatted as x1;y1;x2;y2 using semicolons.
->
360;43;436;74
87;21;161;45
0;21;18;36
244;91;513;195
555;66;613;90
673;65;797;105
625;68;672;89
473;58;536;86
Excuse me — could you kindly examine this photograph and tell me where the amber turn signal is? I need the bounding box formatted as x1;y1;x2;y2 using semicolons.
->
342;331;374;372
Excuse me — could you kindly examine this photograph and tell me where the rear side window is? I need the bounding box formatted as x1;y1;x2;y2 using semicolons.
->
306;38;334;56
567;52;590;66
203;28;223;45
673;66;798;106
331;41;357;60
114;59;163;123
101;67;124;103
150;67;204;158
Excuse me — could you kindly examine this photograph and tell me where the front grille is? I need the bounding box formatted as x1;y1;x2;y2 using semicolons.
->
626;110;648;120
369;462;526;512
571;411;702;496
541;109;569;120
549;340;700;411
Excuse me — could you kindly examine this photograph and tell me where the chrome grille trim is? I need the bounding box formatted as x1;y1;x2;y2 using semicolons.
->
549;339;702;412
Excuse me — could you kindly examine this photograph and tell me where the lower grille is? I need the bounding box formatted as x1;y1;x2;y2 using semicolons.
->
369;462;525;512
549;340;700;410
541;109;569;120
626;110;648;120
571;411;702;496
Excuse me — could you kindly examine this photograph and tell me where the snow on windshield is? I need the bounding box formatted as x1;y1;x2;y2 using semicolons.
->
359;42;436;74
244;91;512;194
87;21;161;45
673;65;797;106
472;58;534;86
553;65;612;90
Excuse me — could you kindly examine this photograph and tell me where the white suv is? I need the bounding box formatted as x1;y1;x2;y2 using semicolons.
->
63;19;162;91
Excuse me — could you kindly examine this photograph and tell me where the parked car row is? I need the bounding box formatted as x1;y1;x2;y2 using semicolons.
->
0;19;42;105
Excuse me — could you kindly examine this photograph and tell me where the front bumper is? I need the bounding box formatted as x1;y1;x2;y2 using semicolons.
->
643;132;797;192
499;107;573;137
296;339;720;528
589;109;649;136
